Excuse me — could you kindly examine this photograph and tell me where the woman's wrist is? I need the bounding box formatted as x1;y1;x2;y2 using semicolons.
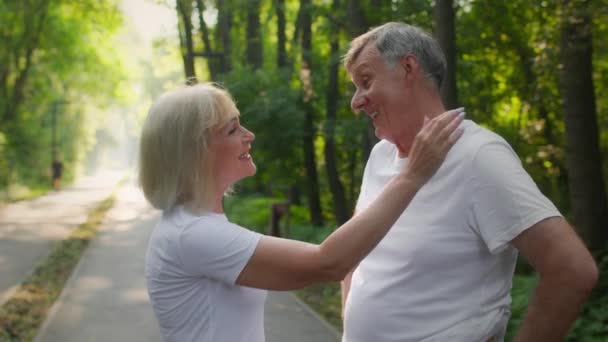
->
393;171;424;193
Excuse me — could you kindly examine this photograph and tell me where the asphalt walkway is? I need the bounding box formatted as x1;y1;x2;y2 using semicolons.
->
0;171;124;306
7;178;343;341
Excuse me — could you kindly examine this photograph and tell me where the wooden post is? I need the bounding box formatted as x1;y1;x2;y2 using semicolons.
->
270;202;290;237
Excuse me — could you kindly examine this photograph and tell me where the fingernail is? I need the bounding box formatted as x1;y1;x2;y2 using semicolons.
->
459;112;466;118
456;107;465;111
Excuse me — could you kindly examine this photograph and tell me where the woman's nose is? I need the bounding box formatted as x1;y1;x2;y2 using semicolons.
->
243;127;255;142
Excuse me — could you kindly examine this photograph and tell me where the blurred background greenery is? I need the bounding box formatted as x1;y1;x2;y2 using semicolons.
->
2;0;607;339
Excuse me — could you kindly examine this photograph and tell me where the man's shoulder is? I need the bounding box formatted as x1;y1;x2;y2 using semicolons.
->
370;139;396;155
454;120;514;159
366;139;398;167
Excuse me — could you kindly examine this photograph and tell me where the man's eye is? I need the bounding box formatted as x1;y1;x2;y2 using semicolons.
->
228;127;237;134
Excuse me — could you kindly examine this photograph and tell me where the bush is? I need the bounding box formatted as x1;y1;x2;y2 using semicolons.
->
567;252;608;341
505;274;538;340
224;194;313;235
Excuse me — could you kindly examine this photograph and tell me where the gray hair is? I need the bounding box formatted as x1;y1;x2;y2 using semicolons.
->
344;22;446;89
138;83;237;211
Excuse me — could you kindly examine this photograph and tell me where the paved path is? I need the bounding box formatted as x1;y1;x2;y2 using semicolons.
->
33;181;341;341
0;171;124;306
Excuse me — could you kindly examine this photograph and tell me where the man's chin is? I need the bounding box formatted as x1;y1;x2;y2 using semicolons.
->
374;127;386;140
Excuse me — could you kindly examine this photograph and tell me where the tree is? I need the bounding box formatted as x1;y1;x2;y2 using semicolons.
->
276;0;288;68
560;0;608;251
246;0;263;69
299;0;323;225
0;0;49;131
216;0;233;73
0;0;124;191
434;0;458;109
346;0;378;165
195;0;217;80
176;0;196;79
324;0;349;225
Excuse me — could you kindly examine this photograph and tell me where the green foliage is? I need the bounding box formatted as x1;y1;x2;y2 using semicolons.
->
507;254;608;341
504;274;538;340
567;251;608;340
0;0;126;196
224;194;311;233
219;67;306;195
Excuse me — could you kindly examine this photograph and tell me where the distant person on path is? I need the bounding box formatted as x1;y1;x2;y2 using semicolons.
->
51;159;63;190
340;22;598;342
138;83;464;342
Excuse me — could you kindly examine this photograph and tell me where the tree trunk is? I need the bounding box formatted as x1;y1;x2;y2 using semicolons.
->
433;0;458;109
346;0;367;36
300;0;323;226
560;0;608;251
176;0;196;79
216;0;232;73
1;1;48;128
195;0;216;80
246;0;263;69
276;0;287;68
324;0;349;225
346;0;377;165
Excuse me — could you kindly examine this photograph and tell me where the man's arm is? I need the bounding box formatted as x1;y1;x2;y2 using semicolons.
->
511;216;598;341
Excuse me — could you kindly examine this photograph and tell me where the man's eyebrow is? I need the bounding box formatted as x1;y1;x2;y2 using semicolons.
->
352;63;371;76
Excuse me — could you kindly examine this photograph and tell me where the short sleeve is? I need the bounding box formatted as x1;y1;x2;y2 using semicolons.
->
177;216;262;284
355;157;373;212
467;141;562;254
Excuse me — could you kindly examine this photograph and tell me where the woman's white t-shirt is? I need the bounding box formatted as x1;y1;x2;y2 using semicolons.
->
145;206;266;342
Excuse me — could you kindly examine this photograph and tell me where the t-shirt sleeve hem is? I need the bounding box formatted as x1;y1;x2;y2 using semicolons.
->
487;210;562;254
227;231;263;284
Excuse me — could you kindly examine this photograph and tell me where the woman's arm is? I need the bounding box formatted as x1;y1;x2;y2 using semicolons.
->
236;108;465;290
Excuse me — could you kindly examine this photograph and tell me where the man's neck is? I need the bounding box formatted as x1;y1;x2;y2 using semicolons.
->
418;86;447;119
393;92;445;158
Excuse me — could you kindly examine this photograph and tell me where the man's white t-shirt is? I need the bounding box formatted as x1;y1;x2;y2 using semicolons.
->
145;206;266;342
343;120;561;342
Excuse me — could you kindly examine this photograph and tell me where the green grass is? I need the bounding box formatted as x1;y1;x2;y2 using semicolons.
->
0;196;115;342
0;185;50;204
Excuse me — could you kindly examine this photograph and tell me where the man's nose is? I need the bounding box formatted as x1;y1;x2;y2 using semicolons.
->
351;91;367;112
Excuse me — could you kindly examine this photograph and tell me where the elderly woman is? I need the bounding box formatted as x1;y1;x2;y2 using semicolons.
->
139;83;464;342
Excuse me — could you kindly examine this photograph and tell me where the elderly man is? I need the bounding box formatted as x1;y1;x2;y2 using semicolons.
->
341;22;598;342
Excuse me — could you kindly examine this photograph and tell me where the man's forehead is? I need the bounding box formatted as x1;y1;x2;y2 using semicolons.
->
350;44;381;75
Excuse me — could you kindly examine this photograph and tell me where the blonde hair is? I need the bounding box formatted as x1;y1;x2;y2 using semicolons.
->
343;22;446;89
138;83;237;211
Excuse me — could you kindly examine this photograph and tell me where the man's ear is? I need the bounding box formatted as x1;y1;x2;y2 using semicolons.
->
399;55;419;80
